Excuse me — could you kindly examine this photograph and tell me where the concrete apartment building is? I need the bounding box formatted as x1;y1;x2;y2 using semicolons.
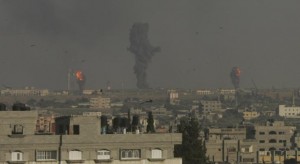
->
205;127;258;163
200;100;223;113
205;121;299;164
278;104;300;118
89;96;111;109
255;121;296;152
0;109;182;164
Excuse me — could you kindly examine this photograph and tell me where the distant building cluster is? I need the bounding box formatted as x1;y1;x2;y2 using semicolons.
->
205;121;297;164
0;87;49;96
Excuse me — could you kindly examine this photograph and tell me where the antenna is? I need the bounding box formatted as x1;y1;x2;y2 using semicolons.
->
67;68;71;91
292;92;295;107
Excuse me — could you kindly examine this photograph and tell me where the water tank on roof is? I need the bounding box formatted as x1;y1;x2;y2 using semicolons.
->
12;103;30;111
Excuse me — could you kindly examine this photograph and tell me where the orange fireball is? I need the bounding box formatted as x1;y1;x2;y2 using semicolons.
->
75;71;84;81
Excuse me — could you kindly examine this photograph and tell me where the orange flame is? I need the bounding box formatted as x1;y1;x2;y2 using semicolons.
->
75;71;84;81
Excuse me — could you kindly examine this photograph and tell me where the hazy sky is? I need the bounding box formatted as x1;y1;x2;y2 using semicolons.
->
1;0;300;90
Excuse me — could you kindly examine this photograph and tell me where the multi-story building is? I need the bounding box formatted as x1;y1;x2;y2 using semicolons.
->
255;121;296;152
278;105;300;118
0;108;182;164
89;96;111;109
200;100;223;113
205;127;257;163
206;121;299;164
168;90;179;105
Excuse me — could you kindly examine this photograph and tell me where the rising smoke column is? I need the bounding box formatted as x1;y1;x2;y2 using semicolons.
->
75;70;86;92
128;23;161;89
230;67;241;89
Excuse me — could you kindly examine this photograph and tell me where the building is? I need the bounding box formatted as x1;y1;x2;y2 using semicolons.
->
196;89;213;96
168;90;179;105
89;96;111;109
254;121;296;152
0;109;182;164
205;127;257;163
243;111;260;120
0;87;49;96
200;100;223;113
205;122;299;164
279;105;300;118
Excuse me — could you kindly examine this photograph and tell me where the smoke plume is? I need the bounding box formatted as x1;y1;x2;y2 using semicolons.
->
230;67;241;89
128;23;161;89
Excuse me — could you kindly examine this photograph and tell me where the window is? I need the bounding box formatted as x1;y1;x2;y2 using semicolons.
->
11;151;23;161
120;149;140;160
269;139;277;143
12;124;23;134
69;150;82;160
73;125;80;135
279;132;285;135
269;131;276;135
151;149;162;159
97;150;110;160
259;140;265;143
227;147;236;152
259;132;265;135
36;150;57;161
241;146;253;153
259;148;265;151
243;158;254;162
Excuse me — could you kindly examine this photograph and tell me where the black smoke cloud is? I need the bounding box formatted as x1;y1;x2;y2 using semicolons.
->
128;23;161;89
230;67;240;89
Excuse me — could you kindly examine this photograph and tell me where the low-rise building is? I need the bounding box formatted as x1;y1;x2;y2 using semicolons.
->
279;105;300;118
0;109;182;164
243;111;260;120
90;96;111;109
205;127;257;163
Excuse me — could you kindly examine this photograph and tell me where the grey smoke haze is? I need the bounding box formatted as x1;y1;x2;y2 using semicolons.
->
230;67;240;89
1;0;300;89
128;23;160;89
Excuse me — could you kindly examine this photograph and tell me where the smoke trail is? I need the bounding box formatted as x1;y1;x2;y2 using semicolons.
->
230;67;241;89
75;71;86;93
128;23;161;89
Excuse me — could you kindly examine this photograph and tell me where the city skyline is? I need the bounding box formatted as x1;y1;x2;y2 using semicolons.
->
1;1;300;90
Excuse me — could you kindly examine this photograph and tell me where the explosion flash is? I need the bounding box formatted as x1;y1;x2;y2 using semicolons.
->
230;67;241;89
128;23;161;89
75;70;86;92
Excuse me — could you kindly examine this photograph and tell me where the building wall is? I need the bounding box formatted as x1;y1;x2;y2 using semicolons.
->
279;105;300;118
0;111;37;136
90;96;111;109
0;133;182;164
200;100;222;113
0;110;182;164
254;121;296;151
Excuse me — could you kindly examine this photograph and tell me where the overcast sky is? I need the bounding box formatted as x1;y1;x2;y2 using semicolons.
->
1;0;300;90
